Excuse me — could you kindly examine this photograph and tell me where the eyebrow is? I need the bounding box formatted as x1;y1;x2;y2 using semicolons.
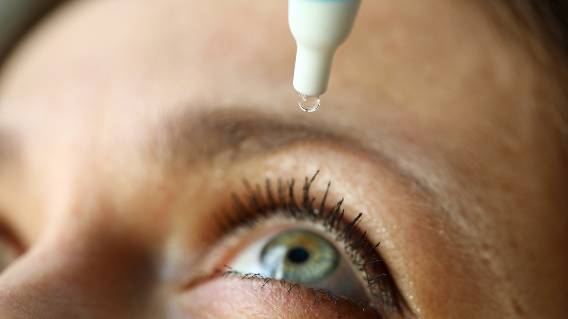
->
150;108;435;196
152;109;346;164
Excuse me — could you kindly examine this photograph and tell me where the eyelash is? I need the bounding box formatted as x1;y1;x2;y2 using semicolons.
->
213;170;403;315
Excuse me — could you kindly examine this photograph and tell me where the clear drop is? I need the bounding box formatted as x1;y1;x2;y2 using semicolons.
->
297;93;320;112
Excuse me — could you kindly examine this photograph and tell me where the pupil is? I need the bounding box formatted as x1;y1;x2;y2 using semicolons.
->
287;247;310;264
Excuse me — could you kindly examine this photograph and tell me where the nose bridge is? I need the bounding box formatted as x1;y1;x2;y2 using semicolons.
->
0;222;158;319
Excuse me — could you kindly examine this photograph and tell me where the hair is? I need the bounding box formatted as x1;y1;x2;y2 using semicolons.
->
497;1;568;157
526;1;568;55
0;1;64;67
526;0;568;154
496;0;568;64
1;1;568;62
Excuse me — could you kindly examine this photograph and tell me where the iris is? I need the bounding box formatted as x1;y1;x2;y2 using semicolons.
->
260;229;339;283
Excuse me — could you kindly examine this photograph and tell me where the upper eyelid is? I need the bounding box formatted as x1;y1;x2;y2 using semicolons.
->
154;109;445;229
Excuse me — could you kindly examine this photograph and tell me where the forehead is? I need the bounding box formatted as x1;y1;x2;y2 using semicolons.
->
0;1;565;190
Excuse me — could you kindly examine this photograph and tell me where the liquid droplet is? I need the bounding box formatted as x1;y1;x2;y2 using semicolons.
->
297;93;320;112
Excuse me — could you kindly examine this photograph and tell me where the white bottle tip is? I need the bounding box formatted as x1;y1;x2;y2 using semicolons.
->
297;93;320;113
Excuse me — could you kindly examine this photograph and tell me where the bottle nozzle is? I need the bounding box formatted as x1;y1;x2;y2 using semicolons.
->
289;0;360;100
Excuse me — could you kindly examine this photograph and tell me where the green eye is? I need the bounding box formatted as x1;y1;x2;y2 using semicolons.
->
224;174;401;316
229;226;373;305
260;229;339;283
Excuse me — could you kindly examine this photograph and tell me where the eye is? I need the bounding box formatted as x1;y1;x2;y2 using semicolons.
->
230;228;370;305
209;171;406;317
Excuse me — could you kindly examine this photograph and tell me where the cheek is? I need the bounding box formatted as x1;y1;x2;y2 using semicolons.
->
177;277;378;319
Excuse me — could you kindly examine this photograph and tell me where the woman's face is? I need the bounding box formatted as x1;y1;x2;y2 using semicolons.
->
0;0;567;318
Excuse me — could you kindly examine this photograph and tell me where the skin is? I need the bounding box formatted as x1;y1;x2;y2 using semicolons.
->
0;0;567;318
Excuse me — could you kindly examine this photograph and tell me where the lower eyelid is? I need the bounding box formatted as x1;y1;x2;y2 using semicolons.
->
179;273;382;319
